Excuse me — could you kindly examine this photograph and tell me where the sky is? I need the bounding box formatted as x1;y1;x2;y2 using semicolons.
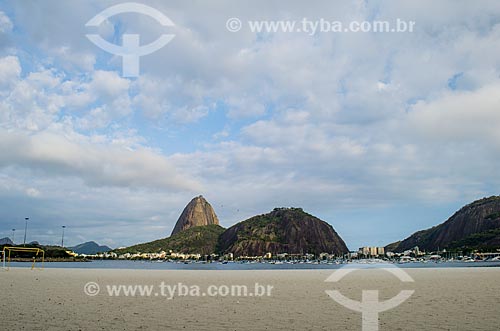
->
0;0;499;250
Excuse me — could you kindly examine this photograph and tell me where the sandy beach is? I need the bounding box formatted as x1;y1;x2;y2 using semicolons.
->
1;267;499;330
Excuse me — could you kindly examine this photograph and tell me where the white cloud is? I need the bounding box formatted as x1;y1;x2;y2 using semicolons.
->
0;130;201;191
0;56;21;89
132;74;211;123
171;105;210;124
225;96;266;119
76;106;111;130
0;57;200;193
26;187;41;197
407;83;500;145
51;46;96;72
132;75;171;119
0;59;137;132
90;71;130;99
0;11;13;33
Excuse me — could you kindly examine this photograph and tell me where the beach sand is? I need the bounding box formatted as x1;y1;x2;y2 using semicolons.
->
1;267;499;330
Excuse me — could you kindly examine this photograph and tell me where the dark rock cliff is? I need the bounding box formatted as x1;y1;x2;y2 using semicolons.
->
217;207;349;257
386;196;500;252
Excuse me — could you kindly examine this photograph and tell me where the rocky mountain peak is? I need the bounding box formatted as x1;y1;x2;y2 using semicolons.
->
171;196;220;235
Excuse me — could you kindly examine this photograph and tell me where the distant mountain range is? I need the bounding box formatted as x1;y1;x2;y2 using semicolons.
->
0;237;13;245
5;195;498;257
115;196;349;257
69;241;112;255
386;196;500;252
0;239;40;246
112;195;500;257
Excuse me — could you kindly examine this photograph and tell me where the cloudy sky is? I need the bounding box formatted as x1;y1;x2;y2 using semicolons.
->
0;0;499;250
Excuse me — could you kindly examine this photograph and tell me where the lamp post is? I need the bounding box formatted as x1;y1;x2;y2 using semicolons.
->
23;217;29;246
11;229;15;244
61;226;66;247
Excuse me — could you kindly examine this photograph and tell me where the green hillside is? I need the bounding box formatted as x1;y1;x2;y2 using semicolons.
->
448;228;500;251
114;224;225;255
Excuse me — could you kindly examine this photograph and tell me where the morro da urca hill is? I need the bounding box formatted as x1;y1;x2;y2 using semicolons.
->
386;196;500;252
171;195;220;235
114;225;225;256
217;207;349;257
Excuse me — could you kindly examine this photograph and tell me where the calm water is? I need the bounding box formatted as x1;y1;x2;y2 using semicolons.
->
6;260;500;270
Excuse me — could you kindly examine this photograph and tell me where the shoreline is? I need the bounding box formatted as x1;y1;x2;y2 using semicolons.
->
5;258;500;271
6;264;500;272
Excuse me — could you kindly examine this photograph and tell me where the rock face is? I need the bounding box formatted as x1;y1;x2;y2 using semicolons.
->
171;196;220;236
217;207;349;257
387;196;500;252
